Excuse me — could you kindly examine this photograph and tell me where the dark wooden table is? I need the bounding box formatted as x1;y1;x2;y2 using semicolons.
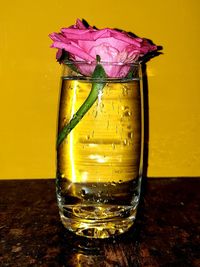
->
0;178;199;267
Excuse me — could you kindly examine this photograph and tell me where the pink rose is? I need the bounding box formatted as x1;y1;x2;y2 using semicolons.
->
49;19;157;78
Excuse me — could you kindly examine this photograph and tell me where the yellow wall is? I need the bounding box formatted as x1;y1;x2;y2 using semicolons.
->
0;0;199;178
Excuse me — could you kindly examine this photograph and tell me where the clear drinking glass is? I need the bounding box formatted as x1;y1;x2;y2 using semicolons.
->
56;61;144;238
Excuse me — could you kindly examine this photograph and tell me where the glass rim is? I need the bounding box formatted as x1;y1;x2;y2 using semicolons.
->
62;59;141;66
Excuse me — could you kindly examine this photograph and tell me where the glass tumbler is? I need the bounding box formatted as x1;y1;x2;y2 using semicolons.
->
56;61;144;238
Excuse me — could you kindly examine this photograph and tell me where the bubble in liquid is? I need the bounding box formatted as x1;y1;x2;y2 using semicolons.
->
97;191;103;198
123;111;131;117
100;102;104;109
60;173;65;178
112;101;115;110
81;189;86;197
112;143;116;150
62;117;67;122
123;139;128;146
128;132;133;139
94;110;98;118
122;86;128;96
107;120;110;129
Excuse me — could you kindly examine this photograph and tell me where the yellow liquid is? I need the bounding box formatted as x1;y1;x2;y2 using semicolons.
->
57;79;142;184
56;78;143;238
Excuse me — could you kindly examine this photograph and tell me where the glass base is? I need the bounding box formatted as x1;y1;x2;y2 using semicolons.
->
59;204;137;238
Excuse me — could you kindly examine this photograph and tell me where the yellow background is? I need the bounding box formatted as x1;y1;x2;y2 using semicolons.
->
0;0;199;179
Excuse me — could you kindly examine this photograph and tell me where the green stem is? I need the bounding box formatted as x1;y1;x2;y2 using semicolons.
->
57;63;106;148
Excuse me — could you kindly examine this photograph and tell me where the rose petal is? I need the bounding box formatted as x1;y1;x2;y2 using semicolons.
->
51;42;94;61
49;19;158;77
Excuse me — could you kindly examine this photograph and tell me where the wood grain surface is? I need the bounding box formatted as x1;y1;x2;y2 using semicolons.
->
0;178;199;267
